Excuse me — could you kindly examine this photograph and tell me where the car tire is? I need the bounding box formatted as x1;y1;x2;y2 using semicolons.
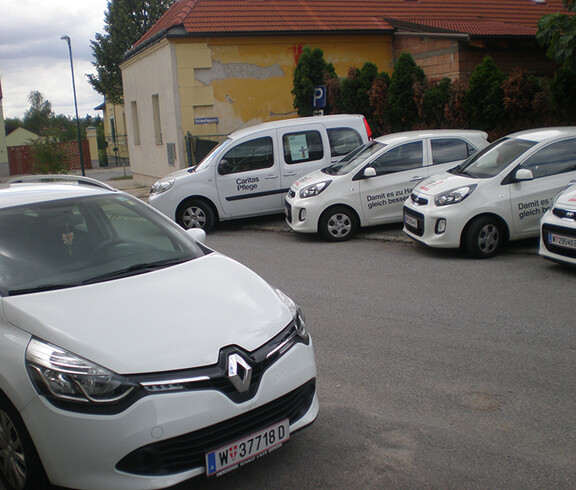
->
0;394;49;490
177;199;215;232
318;206;358;242
464;216;503;259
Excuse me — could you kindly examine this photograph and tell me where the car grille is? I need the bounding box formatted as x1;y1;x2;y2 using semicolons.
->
542;223;576;258
552;207;576;221
403;207;425;237
115;379;316;476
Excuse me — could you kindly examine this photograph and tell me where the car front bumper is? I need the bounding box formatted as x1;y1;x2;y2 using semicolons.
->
402;201;468;249
21;342;318;490
539;211;576;266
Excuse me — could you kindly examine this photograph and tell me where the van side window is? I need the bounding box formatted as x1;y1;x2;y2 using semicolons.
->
370;141;423;176
283;131;323;164
519;138;576;179
431;138;476;165
218;137;274;175
327;128;363;157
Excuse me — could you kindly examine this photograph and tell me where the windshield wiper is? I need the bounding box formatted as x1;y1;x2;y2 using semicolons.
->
81;257;192;285
8;284;81;296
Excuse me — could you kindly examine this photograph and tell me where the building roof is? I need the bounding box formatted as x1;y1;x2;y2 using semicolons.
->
130;0;566;55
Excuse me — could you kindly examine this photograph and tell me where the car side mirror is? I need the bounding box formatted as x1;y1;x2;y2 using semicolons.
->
186;228;206;243
218;159;233;174
363;167;377;178
514;168;534;182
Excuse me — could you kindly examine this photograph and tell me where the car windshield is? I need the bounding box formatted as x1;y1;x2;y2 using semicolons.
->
450;137;537;179
0;194;206;296
322;141;386;175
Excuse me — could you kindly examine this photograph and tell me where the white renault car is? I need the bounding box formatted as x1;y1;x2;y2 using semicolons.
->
0;176;317;490
285;130;488;241
403;127;576;258
539;183;576;266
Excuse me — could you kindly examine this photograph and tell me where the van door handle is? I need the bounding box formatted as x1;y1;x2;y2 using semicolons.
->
283;171;297;177
410;176;426;181
265;174;278;179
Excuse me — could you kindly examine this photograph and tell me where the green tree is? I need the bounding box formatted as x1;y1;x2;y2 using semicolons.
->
548;66;576;124
29;128;70;174
23;91;54;134
89;0;176;104
464;56;506;131
386;53;425;132
338;63;379;116
292;46;336;116
537;0;576;73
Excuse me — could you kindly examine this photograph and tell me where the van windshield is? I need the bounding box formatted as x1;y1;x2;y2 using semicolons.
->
450;137;537;179
322;141;386;175
194;138;233;172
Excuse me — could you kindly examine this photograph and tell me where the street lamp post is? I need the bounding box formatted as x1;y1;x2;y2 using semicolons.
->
60;35;85;176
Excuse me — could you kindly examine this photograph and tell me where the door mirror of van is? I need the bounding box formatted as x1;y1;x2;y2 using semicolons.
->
218;159;233;175
363;167;377;178
514;168;534;182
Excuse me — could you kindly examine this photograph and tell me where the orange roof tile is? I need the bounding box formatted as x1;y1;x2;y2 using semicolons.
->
130;0;567;53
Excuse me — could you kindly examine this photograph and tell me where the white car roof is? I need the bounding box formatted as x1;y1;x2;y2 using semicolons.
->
0;176;118;209
507;127;576;143
373;129;488;146
228;114;367;140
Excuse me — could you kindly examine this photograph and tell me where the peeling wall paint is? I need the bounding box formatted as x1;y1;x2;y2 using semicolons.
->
195;61;285;85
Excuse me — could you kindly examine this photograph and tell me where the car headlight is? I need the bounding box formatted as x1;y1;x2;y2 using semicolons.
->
299;180;332;199
150;179;175;195
434;184;477;206
275;289;308;340
26;338;136;406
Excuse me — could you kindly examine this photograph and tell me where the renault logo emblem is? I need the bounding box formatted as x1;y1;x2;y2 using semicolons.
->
227;353;252;393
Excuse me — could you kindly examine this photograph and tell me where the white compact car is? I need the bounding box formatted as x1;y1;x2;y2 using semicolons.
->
0;176;317;490
149;115;371;231
284;130;488;241
540;183;576;266
403;127;576;258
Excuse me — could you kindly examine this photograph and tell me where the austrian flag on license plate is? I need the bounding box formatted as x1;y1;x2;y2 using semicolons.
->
205;419;290;477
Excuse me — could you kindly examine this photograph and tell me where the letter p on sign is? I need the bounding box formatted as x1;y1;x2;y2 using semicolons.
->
313;86;326;108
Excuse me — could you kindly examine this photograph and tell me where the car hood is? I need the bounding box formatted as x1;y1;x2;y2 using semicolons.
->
555;185;576;210
412;171;478;197
2;253;292;374
291;169;328;191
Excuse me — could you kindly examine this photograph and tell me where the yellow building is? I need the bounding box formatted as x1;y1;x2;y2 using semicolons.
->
121;0;562;186
94;100;129;167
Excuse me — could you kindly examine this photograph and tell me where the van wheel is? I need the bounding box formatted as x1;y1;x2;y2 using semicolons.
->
0;395;48;490
464;216;502;259
319;206;358;242
177;199;215;232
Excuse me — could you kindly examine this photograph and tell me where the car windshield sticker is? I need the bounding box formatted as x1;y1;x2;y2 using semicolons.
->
288;135;309;162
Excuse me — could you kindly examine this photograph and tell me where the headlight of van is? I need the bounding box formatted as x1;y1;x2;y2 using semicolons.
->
299;180;332;198
434;184;477;206
26;338;136;406
150;179;175;195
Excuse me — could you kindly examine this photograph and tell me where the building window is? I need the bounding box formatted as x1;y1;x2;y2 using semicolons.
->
152;94;162;144
131;101;140;146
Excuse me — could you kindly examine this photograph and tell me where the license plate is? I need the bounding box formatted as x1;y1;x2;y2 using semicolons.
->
404;213;418;228
205;419;290;477
549;232;576;250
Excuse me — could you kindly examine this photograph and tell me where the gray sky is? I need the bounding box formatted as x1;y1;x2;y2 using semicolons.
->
0;0;110;120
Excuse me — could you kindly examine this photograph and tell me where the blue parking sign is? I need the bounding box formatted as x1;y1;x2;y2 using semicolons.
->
313;86;326;108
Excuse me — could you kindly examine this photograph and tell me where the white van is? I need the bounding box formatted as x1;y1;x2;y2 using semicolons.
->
149;115;372;230
284;130;488;241
403;127;576;258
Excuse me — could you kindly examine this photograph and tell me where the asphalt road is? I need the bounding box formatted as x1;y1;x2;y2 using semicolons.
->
169;224;575;489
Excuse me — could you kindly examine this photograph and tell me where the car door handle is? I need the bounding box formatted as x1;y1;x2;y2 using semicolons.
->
265;174;278;179
410;176;426;181
283;171;297;177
